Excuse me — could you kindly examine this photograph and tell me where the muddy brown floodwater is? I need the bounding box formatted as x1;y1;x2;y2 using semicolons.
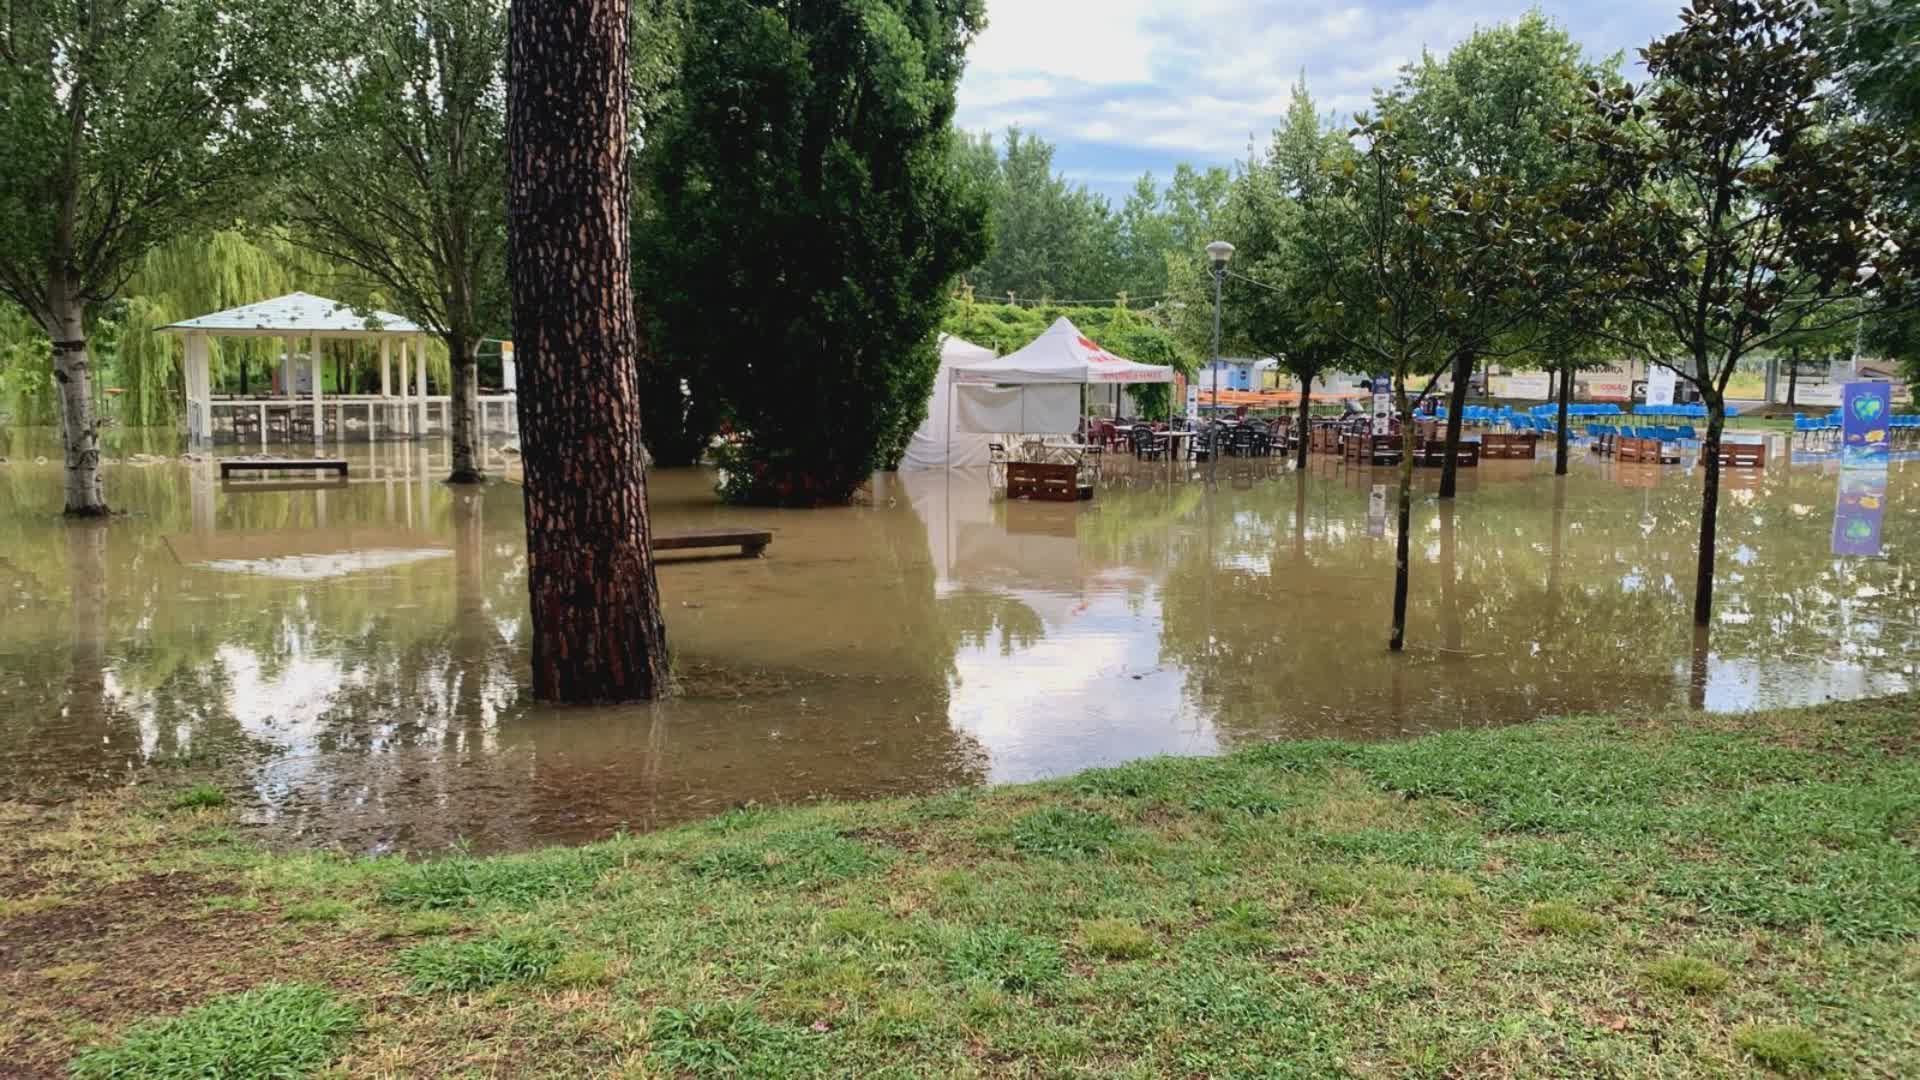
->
0;430;1912;852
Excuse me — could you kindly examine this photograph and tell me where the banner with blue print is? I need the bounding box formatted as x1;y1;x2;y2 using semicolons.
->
1840;382;1892;467
1831;467;1887;557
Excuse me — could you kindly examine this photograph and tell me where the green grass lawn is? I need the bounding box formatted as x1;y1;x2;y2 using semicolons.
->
4;696;1916;1077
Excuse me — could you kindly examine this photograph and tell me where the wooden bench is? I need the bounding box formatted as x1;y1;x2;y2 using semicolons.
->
1717;440;1767;468
1480;432;1538;460
653;528;773;558
1007;461;1085;502
220;457;349;478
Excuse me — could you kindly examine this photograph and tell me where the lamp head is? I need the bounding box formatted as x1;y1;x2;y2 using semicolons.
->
1206;240;1235;274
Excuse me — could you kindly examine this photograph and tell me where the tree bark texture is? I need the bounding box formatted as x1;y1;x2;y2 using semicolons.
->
1692;401;1726;628
447;336;485;484
1786;350;1799;409
1438;350;1473;499
1294;375;1312;469
506;0;670;703
1554;362;1573;476
48;291;107;517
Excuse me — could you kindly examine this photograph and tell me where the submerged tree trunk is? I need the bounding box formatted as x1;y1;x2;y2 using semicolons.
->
1692;394;1727;627
47;289;107;517
1292;467;1309;563
1554;362;1574;476
506;0;671;703
1391;374;1417;652
1294;373;1312;469
447;336;485;484
1438;350;1473;499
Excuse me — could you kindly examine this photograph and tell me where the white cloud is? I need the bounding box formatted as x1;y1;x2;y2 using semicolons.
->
957;0;1682;182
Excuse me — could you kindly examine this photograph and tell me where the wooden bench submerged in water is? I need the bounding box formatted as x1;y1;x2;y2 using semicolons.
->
219;457;349;479
653;527;773;559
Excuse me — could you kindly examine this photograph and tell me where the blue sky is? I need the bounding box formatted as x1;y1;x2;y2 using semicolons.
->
953;1;1685;202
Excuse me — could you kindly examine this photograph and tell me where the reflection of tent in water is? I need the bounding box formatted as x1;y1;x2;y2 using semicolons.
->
164;528;452;581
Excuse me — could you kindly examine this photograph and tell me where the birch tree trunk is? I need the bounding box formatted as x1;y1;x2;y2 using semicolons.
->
447;336;485;484
506;0;671;702
47;284;107;517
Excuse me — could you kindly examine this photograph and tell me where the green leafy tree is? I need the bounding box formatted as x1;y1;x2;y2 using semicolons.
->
1392;13;1617;495
1171;79;1352;468
1579;0;1920;627
0;0;325;514
637;0;989;505
287;0;510;484
960;128;1121;302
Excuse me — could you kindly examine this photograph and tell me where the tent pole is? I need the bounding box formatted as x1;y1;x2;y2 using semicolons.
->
944;369;952;472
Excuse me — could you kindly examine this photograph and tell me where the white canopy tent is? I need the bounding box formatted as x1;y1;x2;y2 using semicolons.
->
162;292;438;448
898;336;999;470
943;317;1175;463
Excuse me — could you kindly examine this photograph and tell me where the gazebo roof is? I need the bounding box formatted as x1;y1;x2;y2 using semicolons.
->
162;292;427;337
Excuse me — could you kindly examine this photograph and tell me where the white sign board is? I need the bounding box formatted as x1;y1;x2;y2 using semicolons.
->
1185;382;1200;421
1647;365;1677;407
1495;372;1552;400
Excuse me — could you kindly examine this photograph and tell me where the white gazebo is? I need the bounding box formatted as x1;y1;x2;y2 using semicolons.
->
163;292;467;448
943;316;1175;462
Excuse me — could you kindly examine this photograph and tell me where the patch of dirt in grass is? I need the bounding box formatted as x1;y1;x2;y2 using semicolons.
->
0;871;402;1078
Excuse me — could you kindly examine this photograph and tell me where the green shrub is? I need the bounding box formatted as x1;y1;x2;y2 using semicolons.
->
69;984;356;1079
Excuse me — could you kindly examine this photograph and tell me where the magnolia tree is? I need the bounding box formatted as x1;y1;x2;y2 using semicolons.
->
1580;0;1920;627
0;0;323;514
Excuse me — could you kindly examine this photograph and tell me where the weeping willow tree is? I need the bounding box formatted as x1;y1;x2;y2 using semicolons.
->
0;299;54;427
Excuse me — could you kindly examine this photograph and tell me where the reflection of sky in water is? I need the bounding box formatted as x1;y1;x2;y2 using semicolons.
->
199;548;452;580
0;436;1914;850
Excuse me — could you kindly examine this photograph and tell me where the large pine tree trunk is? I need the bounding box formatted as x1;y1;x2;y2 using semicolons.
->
447;336;484;484
47;290;107;517
1692;396;1726;627
506;0;670;703
1554;363;1573;476
1438;349;1473;499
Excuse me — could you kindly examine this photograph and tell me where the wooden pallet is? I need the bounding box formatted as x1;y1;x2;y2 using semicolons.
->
1479;433;1537;460
1343;434;1402;466
1616;436;1678;464
1416;438;1480;468
1006;461;1086;502
1717;440;1767;468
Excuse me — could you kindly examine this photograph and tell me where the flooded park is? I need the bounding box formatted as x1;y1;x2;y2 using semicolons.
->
3;429;1911;853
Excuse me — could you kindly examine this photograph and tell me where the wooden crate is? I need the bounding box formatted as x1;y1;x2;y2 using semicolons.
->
1616;436;1678;464
1344;434;1402;466
1479;432;1537;460
1416;438;1479;468
1717;440;1767;468
1006;461;1084;502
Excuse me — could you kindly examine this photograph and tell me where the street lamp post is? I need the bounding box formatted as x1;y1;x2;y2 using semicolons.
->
1206;241;1235;479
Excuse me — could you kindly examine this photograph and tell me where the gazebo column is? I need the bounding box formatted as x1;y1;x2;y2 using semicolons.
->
310;333;323;444
400;339;414;438
385;336;397;438
415;340;428;437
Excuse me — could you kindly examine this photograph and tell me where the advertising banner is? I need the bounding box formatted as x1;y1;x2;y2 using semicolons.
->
1372;375;1392;432
1646;365;1677;407
1840;382;1892;467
